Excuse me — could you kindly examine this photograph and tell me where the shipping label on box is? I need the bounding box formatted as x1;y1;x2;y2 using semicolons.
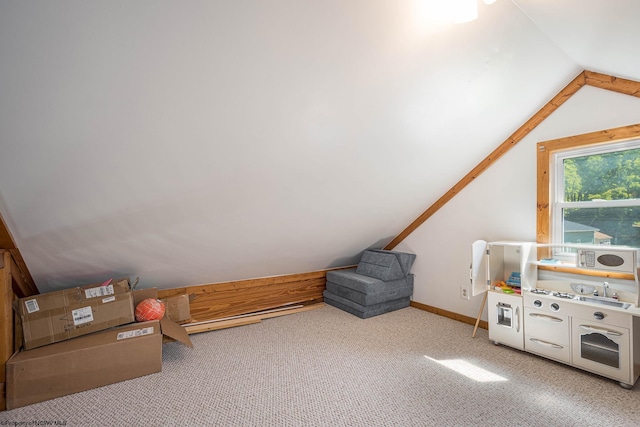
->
117;326;155;340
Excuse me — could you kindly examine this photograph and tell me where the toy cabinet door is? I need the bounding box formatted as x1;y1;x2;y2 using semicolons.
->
470;240;488;297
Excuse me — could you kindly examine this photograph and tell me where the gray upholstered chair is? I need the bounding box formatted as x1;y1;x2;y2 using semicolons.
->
323;249;416;318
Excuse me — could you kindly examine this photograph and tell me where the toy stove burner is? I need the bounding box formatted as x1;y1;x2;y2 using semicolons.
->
552;292;576;299
530;289;550;295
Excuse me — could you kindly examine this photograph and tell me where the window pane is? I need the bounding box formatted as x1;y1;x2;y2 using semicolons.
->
563;207;640;247
563;148;640;202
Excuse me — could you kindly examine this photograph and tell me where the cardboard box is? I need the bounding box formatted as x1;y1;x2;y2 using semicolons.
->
133;288;194;346
6;320;163;410
6;314;192;410
16;278;135;349
161;294;193;324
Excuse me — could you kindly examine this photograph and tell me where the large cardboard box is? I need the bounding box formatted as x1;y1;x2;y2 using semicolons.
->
16;278;135;349
6;320;163;410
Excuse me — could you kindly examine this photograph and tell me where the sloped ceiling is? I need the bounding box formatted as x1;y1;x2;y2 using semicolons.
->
0;1;637;292
513;0;640;80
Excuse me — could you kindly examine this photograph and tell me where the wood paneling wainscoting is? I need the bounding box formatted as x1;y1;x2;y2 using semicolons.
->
157;266;354;324
155;273;489;334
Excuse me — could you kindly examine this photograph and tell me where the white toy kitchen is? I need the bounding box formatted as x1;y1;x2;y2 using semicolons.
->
471;241;640;388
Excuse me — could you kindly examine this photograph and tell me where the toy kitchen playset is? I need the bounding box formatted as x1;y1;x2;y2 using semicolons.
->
471;241;640;388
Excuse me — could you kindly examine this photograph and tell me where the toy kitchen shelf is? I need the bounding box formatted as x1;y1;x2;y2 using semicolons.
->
470;241;537;296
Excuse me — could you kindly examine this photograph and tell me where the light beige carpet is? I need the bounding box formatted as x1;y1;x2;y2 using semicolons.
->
2;304;639;426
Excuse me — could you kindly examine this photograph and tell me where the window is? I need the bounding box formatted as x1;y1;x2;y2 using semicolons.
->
555;142;640;247
537;124;640;255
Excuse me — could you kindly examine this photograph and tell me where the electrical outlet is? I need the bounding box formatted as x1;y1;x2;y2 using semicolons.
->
460;286;469;300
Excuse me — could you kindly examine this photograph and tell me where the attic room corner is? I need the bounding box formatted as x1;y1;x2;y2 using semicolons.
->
3;1;640;421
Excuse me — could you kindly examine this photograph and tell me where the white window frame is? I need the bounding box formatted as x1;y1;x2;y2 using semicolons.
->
550;139;640;259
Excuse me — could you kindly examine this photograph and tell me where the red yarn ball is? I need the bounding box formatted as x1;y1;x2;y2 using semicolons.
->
135;298;165;321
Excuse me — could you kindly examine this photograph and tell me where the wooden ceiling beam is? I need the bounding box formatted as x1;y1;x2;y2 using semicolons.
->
584;71;640;97
0;212;37;295
0;214;16;251
385;69;640;250
385;71;590;249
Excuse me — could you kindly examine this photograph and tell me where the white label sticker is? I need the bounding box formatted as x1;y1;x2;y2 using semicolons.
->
84;284;115;299
117;327;155;340
102;296;116;303
72;306;94;325
25;299;39;313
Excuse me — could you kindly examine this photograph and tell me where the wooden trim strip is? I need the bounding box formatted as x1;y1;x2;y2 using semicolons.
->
0;210;38;296
1;253;13;388
410;300;488;330
0;213;15;250
8;250;37;297
536;138;552;249
184;303;324;334
185;317;262;334
9;256;35;299
537;123;640;151
537;265;634;280
584;71;640;97
384;72;587;249
185;305;303;326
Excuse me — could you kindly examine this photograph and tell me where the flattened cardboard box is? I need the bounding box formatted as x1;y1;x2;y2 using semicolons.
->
6;320;163;410
17;278;135;349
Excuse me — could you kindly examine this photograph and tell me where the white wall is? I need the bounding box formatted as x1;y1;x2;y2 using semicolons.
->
397;85;640;320
3;2;639;302
0;1;581;292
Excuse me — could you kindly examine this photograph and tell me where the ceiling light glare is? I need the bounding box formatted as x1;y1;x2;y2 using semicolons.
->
413;0;455;28
453;0;478;24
